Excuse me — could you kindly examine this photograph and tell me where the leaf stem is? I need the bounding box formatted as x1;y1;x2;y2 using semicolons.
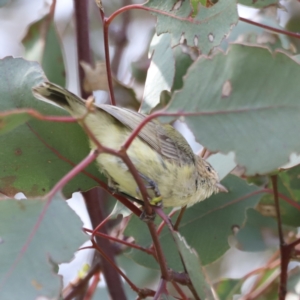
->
271;175;286;300
83;188;127;300
84;228;154;255
240;17;300;40
98;6;116;106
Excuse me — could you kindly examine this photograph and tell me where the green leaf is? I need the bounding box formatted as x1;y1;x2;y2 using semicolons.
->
141;32;195;113
125;175;262;269
141;33;174;113
172;43;194;92
235;209;279;252
0;111;31;135
22;17;66;87
190;0;207;15
172;232;214;299
144;0;238;54
167;44;300;175
215;278;242;300
222;17;296;54
239;0;278;8
0;194;88;299
0;57;101;198
259;166;300;227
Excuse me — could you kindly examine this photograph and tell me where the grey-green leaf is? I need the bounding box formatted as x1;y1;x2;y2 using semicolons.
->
0;57;101;198
141;33;174;114
0;194;88;299
173;232;214;299
168;44;300;175
144;0;238;54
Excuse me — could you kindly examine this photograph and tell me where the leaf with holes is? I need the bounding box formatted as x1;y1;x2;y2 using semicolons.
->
167;44;300;175
144;0;238;54
141;33;174;113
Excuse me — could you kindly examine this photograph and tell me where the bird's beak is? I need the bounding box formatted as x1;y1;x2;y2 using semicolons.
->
216;182;228;193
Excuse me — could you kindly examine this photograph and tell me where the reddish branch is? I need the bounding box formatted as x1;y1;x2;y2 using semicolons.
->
83;188;127;300
84;228;154;255
271;175;289;300
98;7;117;106
63;262;101;300
74;0;92;99
74;1;127;299
240;17;300;40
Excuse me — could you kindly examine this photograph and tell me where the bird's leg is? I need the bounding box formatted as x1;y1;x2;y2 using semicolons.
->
138;172;163;206
120;192;156;222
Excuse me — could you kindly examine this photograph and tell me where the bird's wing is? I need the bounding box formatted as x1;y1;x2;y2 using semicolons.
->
98;105;195;165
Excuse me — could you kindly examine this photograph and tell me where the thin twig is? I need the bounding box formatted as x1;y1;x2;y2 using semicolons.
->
240;17;300;40
153;278;167;300
147;222;170;280
63;262;101;300
91;239;156;298
174;206;186;231
83;188;127;300
271;175;286;300
98;7;116;106
172;282;189;300
84;228;154;255
84;271;100;300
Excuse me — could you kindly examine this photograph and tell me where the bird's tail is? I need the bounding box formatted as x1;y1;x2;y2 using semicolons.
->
32;82;85;112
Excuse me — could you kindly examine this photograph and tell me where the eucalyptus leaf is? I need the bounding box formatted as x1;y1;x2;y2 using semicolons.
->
0;57;101;198
172;232;214;299
141;33;174;114
235;209;279;252
168;44;300;175
22;17;66;87
144;0;238;54
0;194;88;299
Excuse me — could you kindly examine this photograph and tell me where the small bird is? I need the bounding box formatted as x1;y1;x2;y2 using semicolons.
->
32;82;227;208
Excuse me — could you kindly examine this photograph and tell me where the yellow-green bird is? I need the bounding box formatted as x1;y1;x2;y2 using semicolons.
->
33;82;227;207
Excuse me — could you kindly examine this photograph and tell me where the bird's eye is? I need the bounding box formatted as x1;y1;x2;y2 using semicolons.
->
206;166;211;172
